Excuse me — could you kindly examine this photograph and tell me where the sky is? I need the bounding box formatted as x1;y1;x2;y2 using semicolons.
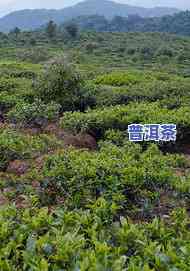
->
0;0;189;17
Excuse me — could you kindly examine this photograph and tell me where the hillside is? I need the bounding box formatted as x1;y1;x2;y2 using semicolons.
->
67;10;190;36
0;0;179;32
1;29;190;268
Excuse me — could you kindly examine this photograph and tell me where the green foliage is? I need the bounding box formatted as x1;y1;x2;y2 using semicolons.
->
10;27;21;38
0;77;19;92
94;71;149;86
0;76;34;111
60;102;190;139
0;128;62;170
90;71;190;108
0;62;41;79
65;11;190;36
41;143;180;208
0;198;190;269
7;100;61;127
45;20;57;40
64;23;79;39
16;48;51;64
1;29;190;271
36;60;88;111
85;42;99;53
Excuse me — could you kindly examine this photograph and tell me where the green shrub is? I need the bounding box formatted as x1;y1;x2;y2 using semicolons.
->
36;60;89;111
60;102;190;139
94;71;148;87
87;73;190;108
64;23;79;39
0;77;35;110
0;62;41;79
0;129;34;170
16;48;50;64
156;47;174;57
0;77;20;92
1;30;190;271
0;205;190;270
40;142;188;211
41;143;178;207
85;42;98;53
7;100;61;127
0;129;61;170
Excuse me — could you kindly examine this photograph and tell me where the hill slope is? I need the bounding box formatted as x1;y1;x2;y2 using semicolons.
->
0;0;179;32
67;11;190;36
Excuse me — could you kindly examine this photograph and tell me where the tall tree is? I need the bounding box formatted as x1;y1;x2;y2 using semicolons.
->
46;20;57;39
11;27;21;38
65;23;79;39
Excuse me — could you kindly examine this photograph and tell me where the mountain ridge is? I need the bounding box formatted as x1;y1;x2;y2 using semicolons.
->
0;0;180;32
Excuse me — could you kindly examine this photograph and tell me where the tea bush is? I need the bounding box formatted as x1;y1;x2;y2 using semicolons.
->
60;102;190;139
0;206;189;270
0;129;61;170
0;77;34;103
7;100;61;127
40;143;184;208
0;77;21;93
93;70;181;87
1;31;190;270
91;79;190;108
36;60;90;111
16;48;51;64
94;71;151;86
86;71;190;109
0;62;41;79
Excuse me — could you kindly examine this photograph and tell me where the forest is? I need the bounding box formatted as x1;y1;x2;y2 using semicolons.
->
0;14;190;271
68;11;190;36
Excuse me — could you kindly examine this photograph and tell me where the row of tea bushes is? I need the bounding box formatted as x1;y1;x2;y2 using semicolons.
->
91;78;190;108
87;70;190;110
0;77;34;111
0;62;42;79
0;128;62;170
60;102;190;139
7;100;61;127
0;188;190;270
40;142;187;208
93;71;150;86
93;70;181;87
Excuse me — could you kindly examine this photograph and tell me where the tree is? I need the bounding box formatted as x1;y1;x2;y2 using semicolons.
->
46;20;57;40
65;23;79;39
11;27;21;38
110;16;128;32
85;42;98;54
36;58;86;111
29;38;37;46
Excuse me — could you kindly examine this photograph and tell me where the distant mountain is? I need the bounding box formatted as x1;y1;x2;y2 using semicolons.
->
0;0;179;32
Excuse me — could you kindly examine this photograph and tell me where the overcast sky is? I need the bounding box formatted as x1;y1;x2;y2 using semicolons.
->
0;0;189;17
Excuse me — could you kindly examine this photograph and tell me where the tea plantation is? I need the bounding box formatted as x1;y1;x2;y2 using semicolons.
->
1;31;190;270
